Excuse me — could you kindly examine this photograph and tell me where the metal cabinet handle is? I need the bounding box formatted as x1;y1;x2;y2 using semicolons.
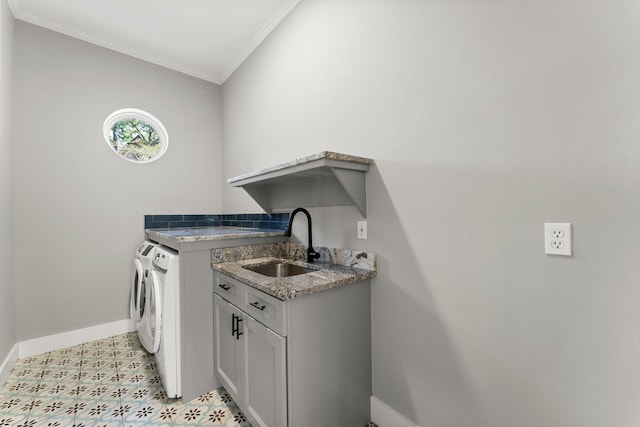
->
250;301;266;311
232;313;238;336
235;317;243;340
219;283;231;291
231;313;244;340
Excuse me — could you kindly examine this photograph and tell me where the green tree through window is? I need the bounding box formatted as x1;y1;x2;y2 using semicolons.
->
103;109;169;163
109;118;161;162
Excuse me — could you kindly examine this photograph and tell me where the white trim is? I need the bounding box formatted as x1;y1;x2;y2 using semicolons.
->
8;0;300;84
103;108;169;164
371;396;420;427
220;0;300;82
18;319;135;358
0;343;19;386
8;5;222;84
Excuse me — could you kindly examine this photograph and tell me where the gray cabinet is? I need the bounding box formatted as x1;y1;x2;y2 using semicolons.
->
145;231;286;402
244;314;287;427
213;294;243;401
213;270;371;427
214;294;287;427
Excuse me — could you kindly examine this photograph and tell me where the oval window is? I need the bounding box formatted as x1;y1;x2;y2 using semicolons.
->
103;108;169;163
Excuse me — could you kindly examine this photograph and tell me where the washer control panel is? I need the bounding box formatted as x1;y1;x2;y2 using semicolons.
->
153;248;177;271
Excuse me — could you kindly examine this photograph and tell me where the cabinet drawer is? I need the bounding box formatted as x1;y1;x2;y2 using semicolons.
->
242;286;287;336
213;272;242;307
213;271;287;337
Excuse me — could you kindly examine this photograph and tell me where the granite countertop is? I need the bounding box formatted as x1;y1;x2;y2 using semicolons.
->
211;243;376;300
212;257;375;300
146;226;285;243
227;151;374;184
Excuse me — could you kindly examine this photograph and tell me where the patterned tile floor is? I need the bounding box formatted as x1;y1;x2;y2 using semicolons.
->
0;332;252;426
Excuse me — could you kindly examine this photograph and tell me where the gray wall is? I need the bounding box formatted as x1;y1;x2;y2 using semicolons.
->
0;0;15;361
222;1;640;426
13;22;223;341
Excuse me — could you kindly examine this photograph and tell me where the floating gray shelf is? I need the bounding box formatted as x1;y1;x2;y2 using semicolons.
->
228;151;374;216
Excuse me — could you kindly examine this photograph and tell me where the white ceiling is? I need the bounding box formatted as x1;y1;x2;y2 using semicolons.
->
7;0;299;84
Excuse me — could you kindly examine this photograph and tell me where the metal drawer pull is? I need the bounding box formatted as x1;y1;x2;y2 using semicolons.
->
232;313;238;336
250;301;266;311
232;313;244;340
219;283;231;291
235;317;243;340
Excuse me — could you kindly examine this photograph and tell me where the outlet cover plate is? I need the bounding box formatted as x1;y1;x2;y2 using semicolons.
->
544;223;572;256
357;220;367;239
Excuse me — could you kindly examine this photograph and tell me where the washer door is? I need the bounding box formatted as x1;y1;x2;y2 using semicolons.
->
130;258;144;321
145;270;163;354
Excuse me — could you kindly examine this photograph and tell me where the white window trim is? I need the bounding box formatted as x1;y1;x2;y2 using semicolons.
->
103;108;169;164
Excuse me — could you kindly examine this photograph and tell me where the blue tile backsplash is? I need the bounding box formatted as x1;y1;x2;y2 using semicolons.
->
144;213;290;231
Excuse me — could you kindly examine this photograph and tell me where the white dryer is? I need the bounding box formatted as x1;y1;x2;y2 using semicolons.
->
131;240;156;331
144;245;181;398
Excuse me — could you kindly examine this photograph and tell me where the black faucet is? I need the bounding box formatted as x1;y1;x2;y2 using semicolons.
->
284;208;321;263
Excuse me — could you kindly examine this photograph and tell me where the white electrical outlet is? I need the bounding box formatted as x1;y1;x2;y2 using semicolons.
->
544;223;572;256
357;220;367;239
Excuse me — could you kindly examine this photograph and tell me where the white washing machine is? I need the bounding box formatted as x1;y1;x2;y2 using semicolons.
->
144;245;181;398
131;240;157;334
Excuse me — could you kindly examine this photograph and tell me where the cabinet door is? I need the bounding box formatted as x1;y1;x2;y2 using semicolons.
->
244;316;287;427
213;294;246;404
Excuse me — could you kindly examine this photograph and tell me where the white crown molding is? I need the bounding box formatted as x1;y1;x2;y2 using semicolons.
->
220;0;300;82
8;0;299;85
8;4;225;84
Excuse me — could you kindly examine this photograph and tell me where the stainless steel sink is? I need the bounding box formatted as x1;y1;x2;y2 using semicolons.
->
242;261;318;277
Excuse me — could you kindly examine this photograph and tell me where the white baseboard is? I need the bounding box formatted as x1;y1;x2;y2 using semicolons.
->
371;395;419;427
18;319;135;358
0;343;18;386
